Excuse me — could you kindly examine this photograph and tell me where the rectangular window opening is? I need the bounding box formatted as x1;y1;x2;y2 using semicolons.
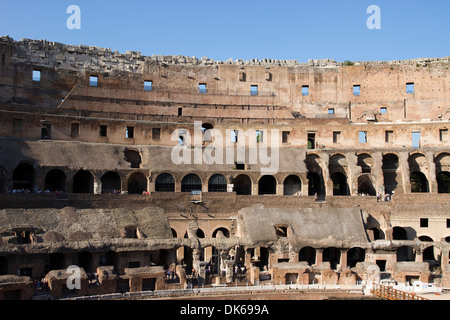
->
71;123;80;138
90;75;98;87
447;219;450;228
385;130;394;143
178;108;183;117
420;218;428;228
333;131;341;144
412;131;421;149
256;130;264;143
250;85;258;96
99;125;108;137
199;83;207;94
302;85;309;96
406;82;415;94
282;131;290;144
231;130;238;143
126;126;134;139
440;129;448;142
359;131;367;144
152;128;161;140
41;123;51;140
144;80;153;91
328;108;335;115
380;107;387;114
353;85;361;96
33;70;41;82
307;133;316;150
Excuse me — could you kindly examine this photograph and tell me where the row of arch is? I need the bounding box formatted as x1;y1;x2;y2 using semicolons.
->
9;152;450;195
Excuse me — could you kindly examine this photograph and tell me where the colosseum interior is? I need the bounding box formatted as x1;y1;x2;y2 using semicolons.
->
0;35;450;300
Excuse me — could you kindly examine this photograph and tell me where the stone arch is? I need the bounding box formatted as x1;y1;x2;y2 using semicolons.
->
12;162;35;191
392;226;409;240
299;247;316;266
258;175;277;195
305;154;325;196
382;153;400;194
202;123;214;142
410;171;429;193
212;227;230;238
208;174;227;192
181;174;202;192
73;170;94;193
357;153;374;174
330;172;350;196
323;247;341;270
171;228;177;238
101;171;121;194
155;173;175;192
358;174;376;196
283;175;302;196
419;236;436;261
437;171;450;194
347;247;365;268
44;169;67;192
127;172;148;194
233;174;252;195
124;149;142;169
329;153;348;175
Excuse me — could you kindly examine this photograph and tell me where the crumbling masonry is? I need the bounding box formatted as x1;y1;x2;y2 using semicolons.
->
0;36;449;299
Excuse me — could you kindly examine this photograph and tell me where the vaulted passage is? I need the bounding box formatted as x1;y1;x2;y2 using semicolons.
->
410;171;429;193
307;172;324;196
347;247;365;268
331;172;349;196
437;172;450;193
283;175;301;195
258;175;277;195
299;247;316;266
155;173;175;192
234;174;252;195
181;174;202;193
44;169;66;192
73;170;94;193
323;247;341;270
382;154;399;194
127;172;147;194
208;174;227;192
101;171;121;194
358;174;376;196
12;163;34;191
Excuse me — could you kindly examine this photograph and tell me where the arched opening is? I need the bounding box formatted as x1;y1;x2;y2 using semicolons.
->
155;173;175;192
307;172;324;196
44;169;66;192
205;246;220;278
369;227;385;240
397;246;415;262
12;163;34;191
251;247;269;271
78;251;93;273
419;236;436;261
171;229;177;238
382;154;399;194
181;174;202;193
208;174;227;192
127;172;147;194
258;175;277;195
330;172;349;196
299;247;316;266
357;153;374;174
410;171;429;193
358;174;376;196
283;175;301;196
73;170;94;193
347;247;365;268
437;172;450;194
392;227;409;240
212;228;230;238
234;174;252;195
101;171;121;194
124;149;142;169
323;247;341;270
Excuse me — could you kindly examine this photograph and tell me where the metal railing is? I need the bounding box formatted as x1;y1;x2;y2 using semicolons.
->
371;282;428;301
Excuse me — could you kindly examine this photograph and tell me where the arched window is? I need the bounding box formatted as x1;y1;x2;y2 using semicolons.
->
155;173;175;192
12;163;34;191
330;172;349;196
127;172;147;194
212;228;230;238
258;175;277;195
73;170;94;193
181;174;202;193
208;174;227;192
45;169;66;192
101;171;121;194
283;175;301;196
410;171;429;193
233;174;252;195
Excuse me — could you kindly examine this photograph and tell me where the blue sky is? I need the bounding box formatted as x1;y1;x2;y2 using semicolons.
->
1;0;449;62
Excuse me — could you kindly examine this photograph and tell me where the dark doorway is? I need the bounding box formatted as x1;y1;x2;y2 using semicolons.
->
299;247;316;266
284;175;301;195
323;247;341;270
155;173;175;192
208;174;227;192
410;171;429;193
258;175;277;195
127;172;147;194
12;163;34;191
233;174;252;195
358;174;376;195
331;172;350;196
45;169;66;192
101;171;121;194
307;172;324;196
181;174;202;193
73;170;94;193
437;172;450;193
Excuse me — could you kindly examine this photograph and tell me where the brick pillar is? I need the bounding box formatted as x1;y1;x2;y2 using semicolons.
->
340;249;348;269
426;152;438;193
441;249;449;269
316;248;323;265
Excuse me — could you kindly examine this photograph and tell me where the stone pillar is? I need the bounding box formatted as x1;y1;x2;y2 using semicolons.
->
441;249;449;269
415;250;423;263
320;153;332;196
340;249;348;270
316;248;323;265
93;173;102;194
373;152;384;195
346;152;358;196
399;152;411;194
426;152;438;193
